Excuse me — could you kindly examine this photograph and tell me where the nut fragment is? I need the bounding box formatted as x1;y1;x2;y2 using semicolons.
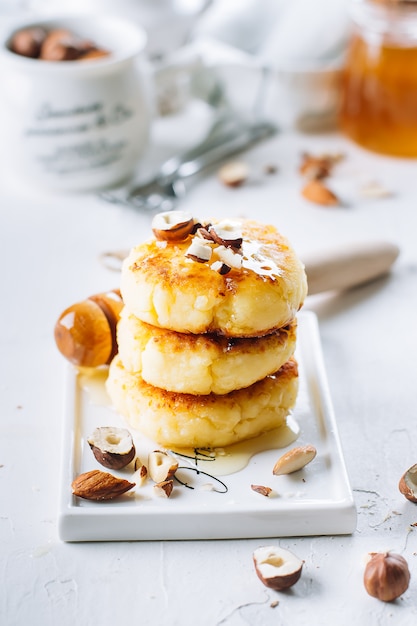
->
152;210;195;242
71;469;135;501
301;179;339;206
185;238;212;263
87;426;135;469
132;461;148;488
253;546;303;590
273;445;317;475
399;463;417;503
208;220;243;249
359;180;393;199
251;484;273;497
214;245;243;269
299;152;344;180
218;161;249;187
148;450;179;483
364;552;410;602
154;479;174;498
210;260;231;275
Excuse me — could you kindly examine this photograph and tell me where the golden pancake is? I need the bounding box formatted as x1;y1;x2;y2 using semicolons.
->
106;356;299;448
117;308;297;395
120;218;307;336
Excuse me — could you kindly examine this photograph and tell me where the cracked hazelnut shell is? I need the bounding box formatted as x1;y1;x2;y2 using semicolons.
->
87;427;136;469
399;463;417;503
152;210;195;242
253;546;303;590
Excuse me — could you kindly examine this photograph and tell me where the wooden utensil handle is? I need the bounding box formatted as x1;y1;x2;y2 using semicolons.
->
302;240;400;296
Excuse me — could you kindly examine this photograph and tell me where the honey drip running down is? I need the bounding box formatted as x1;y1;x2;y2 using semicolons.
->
339;31;417;157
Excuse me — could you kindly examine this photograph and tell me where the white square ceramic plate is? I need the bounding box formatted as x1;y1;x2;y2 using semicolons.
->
58;311;356;542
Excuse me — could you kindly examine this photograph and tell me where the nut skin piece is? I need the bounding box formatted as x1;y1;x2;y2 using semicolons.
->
399;463;417;503
87;426;136;470
9;27;47;58
54;289;123;368
273;445;317;475
253;546;303;591
71;470;135;501
364;552;410;602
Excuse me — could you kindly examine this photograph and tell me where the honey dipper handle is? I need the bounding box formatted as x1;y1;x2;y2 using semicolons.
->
302;240;400;296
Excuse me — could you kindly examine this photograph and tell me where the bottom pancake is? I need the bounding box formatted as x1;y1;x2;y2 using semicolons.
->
106;355;299;448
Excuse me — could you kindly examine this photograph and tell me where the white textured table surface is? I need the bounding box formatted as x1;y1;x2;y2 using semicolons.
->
2;99;417;626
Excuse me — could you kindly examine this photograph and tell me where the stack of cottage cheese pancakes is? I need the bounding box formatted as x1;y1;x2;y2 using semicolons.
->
106;211;307;448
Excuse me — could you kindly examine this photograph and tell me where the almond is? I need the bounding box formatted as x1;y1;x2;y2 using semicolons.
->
272;445;317;475
71;469;135;500
301;179;339;206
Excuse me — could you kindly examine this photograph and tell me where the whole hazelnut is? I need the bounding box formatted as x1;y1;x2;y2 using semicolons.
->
9;27;47;58
364;552;410;602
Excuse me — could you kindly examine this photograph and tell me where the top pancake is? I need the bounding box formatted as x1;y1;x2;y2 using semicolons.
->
121;217;307;337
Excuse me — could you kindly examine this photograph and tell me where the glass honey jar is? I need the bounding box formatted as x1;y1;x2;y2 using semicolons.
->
339;0;417;157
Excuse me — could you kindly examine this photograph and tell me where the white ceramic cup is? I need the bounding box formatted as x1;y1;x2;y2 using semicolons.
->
0;15;153;192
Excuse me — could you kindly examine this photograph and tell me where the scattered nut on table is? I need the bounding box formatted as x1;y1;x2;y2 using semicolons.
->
272;445;317;475
363;552;410;602
218;161;249;187
253;546;303;590
299;151;344;180
301;179;339;207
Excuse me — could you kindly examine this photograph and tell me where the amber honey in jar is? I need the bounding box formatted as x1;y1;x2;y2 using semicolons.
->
339;0;417;157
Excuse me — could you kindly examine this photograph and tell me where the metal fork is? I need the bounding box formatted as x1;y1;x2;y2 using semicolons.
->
99;115;276;212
